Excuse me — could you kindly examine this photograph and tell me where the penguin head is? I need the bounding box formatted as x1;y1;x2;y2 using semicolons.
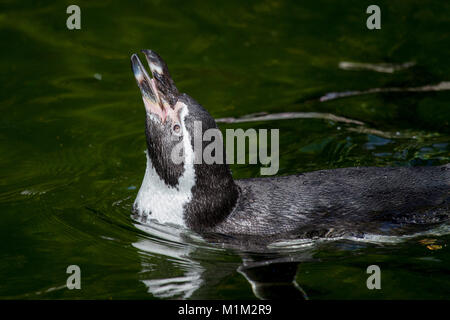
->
131;50;220;188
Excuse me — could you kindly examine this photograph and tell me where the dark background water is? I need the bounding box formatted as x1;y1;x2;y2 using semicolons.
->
0;0;449;299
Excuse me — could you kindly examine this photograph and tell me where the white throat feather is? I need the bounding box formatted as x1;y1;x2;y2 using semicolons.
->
133;105;195;227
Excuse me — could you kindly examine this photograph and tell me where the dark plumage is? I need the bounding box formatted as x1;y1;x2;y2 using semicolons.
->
211;165;449;243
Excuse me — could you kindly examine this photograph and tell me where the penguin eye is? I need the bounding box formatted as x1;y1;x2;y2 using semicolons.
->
173;124;181;133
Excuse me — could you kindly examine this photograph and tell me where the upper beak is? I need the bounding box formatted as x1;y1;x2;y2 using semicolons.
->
131;50;179;121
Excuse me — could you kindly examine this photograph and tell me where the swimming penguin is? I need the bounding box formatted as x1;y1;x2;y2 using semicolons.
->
130;50;449;244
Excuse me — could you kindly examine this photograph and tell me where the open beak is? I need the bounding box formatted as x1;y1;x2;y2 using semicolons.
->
131;50;179;122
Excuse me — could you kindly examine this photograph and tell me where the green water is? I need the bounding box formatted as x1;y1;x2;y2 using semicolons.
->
1;0;449;299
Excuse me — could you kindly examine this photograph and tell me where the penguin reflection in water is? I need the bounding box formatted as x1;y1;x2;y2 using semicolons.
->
130;49;449;245
132;222;310;299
